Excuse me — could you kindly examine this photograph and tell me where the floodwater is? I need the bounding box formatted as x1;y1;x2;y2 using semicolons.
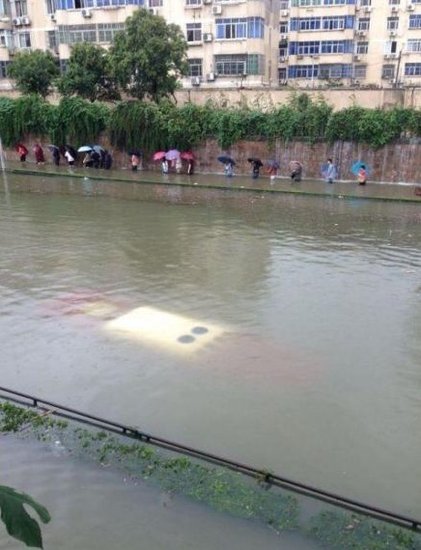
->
0;436;317;549
1;172;421;524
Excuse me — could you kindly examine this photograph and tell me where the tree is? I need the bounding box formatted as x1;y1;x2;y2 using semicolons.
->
0;485;50;548
57;43;120;102
8;50;59;98
109;9;188;102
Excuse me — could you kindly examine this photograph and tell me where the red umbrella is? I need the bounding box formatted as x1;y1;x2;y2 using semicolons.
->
180;151;195;161
152;151;166;161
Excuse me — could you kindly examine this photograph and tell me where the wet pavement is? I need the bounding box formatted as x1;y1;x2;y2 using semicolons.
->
5;161;421;203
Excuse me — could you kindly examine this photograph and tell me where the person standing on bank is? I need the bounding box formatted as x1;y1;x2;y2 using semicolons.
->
358;165;367;186
17;143;28;162
325;158;336;184
33;143;45;165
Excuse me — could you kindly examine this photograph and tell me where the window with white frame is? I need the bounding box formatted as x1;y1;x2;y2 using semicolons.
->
186;0;201;5
387;17;399;30
356;41;368;54
15;0;27;16
382;64;395;78
188;58;202;76
407;39;421;52
358;18;370;30
186;22;202;42
46;0;56;13
17;31;31;48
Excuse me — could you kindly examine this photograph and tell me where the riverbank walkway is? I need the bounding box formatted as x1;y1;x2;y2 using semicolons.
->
5;162;421;203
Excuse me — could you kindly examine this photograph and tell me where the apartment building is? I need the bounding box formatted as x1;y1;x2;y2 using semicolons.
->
0;0;279;89
279;0;421;88
0;0;419;90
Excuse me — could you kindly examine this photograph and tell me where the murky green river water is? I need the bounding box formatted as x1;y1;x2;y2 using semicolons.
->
1;172;420;546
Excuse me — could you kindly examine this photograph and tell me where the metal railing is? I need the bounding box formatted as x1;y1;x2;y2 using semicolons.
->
0;385;419;533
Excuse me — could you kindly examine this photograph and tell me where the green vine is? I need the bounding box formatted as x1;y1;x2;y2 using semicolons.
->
0;93;418;151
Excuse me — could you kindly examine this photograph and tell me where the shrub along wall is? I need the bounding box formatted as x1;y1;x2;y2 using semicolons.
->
0;94;419;182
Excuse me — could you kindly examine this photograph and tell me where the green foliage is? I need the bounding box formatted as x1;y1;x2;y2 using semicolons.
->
8;50;59;98
0;486;50;549
51;97;110;146
309;511;421;550
57;43;120;102
0;93;419;152
109;8;188;102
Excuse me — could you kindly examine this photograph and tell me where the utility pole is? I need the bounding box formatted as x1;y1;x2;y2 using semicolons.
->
394;47;403;88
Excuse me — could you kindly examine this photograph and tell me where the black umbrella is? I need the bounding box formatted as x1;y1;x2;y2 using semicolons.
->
128;149;143;157
248;157;263;167
218;155;235;165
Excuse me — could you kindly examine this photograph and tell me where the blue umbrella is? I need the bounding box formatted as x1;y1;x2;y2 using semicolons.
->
217;155;235;165
351;161;371;176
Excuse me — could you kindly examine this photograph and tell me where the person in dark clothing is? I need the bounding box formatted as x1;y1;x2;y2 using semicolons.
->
17;144;28;162
251;160;261;179
52;148;60;166
33;144;45;165
104;151;113;170
91;151;101;168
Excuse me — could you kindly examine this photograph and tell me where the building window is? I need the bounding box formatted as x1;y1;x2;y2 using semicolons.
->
98;23;125;42
186;23;202;42
407;39;421;52
280;21;288;34
214;54;264;76
0;1;10;16
58;24;96;43
186;0;201;5
56;1;144;8
279;67;287;81
47;30;57;49
46;0;56;13
354;64;366;78
0;30;13;48
358;18;370;31
288;65;318;79
319;64;352;78
149;0;162;6
382;64;395;79
384;40;398;54
280;0;289;7
215;18;264;40
188;58;202;76
359;0;371;5
389;0;400;5
356;41;368;54
15;0;27;16
409;15;421;29
387;17;399;30
404;63;421;76
17;31;31;48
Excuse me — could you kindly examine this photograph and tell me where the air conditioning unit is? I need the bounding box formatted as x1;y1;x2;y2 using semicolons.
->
364;6;372;13
211;5;222;15
12;17;22;26
280;33;288;40
206;72;215;81
312;55;319;59
281;10;289;17
357;30;366;36
49;13;56;22
384;53;392;59
297;54;303;59
353;55;361;61
391;5;398;12
191;76;201;86
279;55;288;62
203;0;212;3
203;32;213;42
21;16;30;25
389;30;397;36
81;9;92;18
407;4;414;10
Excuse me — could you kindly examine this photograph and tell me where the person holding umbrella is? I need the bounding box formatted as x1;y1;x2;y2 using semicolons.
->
48;145;60;167
129;149;142;171
248;157;263;179
289;160;303;182
217;155;235;178
33;143;45;165
16;143;28;162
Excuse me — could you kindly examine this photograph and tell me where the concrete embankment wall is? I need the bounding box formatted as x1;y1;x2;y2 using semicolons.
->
4;139;420;184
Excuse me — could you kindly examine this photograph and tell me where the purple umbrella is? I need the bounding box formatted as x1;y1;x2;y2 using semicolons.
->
166;149;180;161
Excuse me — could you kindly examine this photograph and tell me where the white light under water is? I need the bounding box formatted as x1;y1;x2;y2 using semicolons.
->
105;306;224;352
